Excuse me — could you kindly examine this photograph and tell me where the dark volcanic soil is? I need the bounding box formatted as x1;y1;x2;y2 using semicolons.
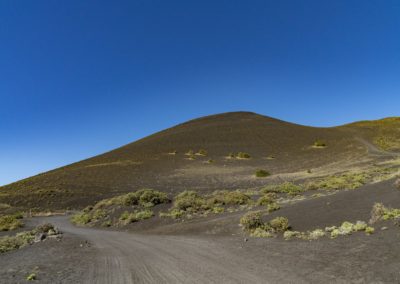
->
3;111;397;210
1;179;400;283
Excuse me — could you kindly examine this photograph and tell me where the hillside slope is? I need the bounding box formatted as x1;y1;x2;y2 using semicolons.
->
0;112;398;210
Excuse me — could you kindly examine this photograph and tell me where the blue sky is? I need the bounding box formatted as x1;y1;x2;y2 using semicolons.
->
1;0;400;186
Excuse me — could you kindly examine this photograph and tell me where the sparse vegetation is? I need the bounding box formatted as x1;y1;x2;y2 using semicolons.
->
71;189;169;227
267;202;280;212
306;172;369;190
313;139;326;147
0;223;60;253
208;190;250;206
240;211;290;238
119;210;153;225
196;149;208;156
269;217;289;232
256;193;277;206
262;182;303;196
160;190;252;219
236;152;251;159
71;212;91;225
26;273;37;281
240;211;263;231
255;169;270;178
0;213;24;231
185;150;194;156
370;202;400;224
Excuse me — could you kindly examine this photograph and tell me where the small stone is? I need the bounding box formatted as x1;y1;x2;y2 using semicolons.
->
381;227;388;231
244;238;248;242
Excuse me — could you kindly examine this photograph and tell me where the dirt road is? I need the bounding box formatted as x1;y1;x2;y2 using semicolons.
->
31;216;284;284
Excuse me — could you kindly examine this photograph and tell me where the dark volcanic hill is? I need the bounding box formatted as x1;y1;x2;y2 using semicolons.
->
1;111;399;210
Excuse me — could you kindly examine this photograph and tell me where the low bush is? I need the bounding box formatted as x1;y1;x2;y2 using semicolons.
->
308;229;326;240
0;213;24;231
370;202;400;223
330;221;373;238
0;223;60;253
240;211;263;231
250;227;273;238
71;212;91;225
236;152;251;159
0;232;34;253
313;140;326;147
267;203;281;212
208;190;250;206
365;226;375;235
26;273;37;281
262;182;303;196
173;191;208;212
306;172;369;191
119;210;153;225
283;230;301;240
255;169;270;178
257;193;277;206
269;217;289;232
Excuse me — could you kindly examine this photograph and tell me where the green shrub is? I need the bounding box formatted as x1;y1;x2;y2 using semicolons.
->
95;189;169;209
257;193;276;206
237;152;251;159
71;212;91;225
93;209;107;220
370;202;400;223
353;221;367;231
283;230;301;240
26;273;36;281
269;217;289;232
365;226;375;235
212;207;225;214
0;214;24;231
240;211;263;231
255;169;270;178
306;172;369;191
313;140;326;147
208;190;250;206
119;211;130;221
262;182;303;196
159;209;184;219
174;191;207;212
267;202;280;212
250;227;273;238
135;210;154;220
119;210;153;224
0;231;35;253
308;229;326;240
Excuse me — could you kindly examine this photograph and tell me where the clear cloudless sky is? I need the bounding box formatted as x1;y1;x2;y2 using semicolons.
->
1;0;400;185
